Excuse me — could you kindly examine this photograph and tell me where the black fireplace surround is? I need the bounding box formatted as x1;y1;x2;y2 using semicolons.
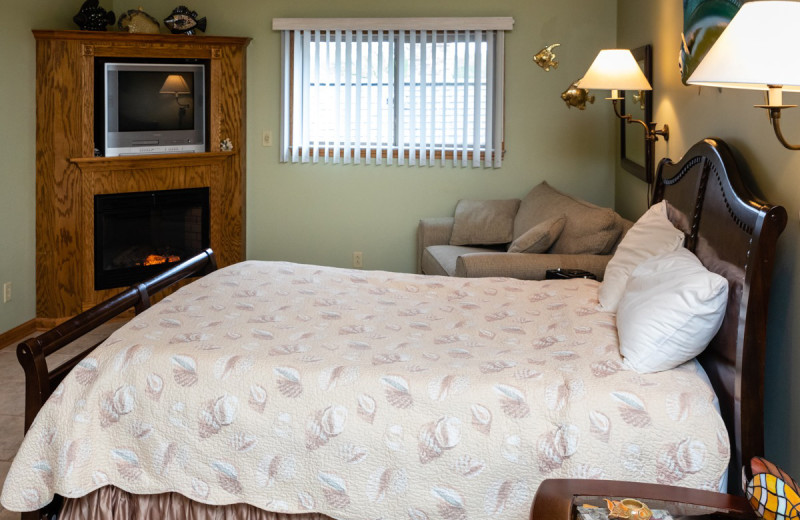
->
94;187;210;290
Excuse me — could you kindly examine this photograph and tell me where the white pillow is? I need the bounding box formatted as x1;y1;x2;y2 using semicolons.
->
598;201;684;312
616;249;729;374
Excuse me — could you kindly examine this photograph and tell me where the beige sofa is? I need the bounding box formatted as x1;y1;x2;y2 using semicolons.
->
417;181;633;280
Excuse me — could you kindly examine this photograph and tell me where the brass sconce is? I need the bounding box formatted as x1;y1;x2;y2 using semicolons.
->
577;48;669;185
687;1;800;150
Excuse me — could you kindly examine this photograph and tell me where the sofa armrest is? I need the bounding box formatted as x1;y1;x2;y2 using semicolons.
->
417;217;455;273
454;252;614;280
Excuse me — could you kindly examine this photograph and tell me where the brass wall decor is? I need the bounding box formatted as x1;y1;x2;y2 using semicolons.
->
533;43;560;71
561;80;595;110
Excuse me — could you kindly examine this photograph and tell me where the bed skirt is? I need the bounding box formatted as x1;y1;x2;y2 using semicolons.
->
60;487;337;520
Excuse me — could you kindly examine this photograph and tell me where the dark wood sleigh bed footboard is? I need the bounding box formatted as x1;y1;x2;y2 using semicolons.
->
17;249;217;433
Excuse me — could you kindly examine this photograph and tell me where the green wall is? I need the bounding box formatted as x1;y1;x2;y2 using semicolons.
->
616;1;799;477
0;0;617;333
176;0;619;272
0;2;77;334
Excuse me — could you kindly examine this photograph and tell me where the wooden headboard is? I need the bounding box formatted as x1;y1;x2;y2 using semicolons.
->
652;138;787;492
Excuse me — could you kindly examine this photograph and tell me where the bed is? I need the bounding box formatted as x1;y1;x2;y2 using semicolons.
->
1;138;787;520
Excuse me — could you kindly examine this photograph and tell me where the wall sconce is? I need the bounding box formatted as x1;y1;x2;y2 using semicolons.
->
577;49;669;184
686;1;800;150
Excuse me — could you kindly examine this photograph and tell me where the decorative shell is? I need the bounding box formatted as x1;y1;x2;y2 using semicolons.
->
118;7;160;34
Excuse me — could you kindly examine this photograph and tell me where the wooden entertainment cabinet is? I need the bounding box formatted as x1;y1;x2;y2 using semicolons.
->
33;30;250;323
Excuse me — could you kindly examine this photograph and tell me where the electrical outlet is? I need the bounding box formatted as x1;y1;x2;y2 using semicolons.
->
262;130;273;147
2;282;10;303
352;251;363;269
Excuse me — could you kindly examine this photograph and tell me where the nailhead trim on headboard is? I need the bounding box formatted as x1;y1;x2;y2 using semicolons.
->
662;155;702;186
711;167;754;235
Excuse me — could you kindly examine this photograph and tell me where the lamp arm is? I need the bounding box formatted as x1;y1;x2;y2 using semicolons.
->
767;108;800;150
611;99;669;142
610;98;670;193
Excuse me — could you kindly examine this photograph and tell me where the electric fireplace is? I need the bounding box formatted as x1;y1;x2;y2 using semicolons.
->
94;187;210;290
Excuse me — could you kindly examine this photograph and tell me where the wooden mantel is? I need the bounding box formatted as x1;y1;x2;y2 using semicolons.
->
34;30;250;322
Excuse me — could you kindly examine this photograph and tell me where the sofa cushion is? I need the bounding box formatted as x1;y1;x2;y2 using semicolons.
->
449;199;520;246
422;245;501;276
508;214;566;253
514;181;621;255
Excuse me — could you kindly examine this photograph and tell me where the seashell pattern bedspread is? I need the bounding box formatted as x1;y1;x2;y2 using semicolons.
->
1;261;729;518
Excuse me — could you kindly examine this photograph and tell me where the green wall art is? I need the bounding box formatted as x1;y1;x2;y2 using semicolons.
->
680;0;747;85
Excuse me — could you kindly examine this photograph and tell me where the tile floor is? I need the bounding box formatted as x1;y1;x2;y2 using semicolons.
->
0;321;125;520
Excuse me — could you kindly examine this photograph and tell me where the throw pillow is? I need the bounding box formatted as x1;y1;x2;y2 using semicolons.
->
549;209;620;255
597;201;685;312
449;199;520;246
514;181;622;255
616;248;729;373
507;215;566;253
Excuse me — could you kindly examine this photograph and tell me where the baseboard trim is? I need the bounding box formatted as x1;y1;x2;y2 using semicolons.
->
0;317;76;350
0;319;40;350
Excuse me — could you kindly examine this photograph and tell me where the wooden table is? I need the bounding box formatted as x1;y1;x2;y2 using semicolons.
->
530;479;755;520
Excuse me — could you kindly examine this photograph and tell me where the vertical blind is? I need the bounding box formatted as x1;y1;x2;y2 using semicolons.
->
274;18;514;168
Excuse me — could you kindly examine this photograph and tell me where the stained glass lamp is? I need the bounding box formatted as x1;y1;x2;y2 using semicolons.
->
743;457;800;520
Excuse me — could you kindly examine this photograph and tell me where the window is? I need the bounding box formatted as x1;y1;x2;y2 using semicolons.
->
275;18;514;167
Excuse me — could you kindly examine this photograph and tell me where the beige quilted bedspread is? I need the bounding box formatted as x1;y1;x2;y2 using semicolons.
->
2;261;729;518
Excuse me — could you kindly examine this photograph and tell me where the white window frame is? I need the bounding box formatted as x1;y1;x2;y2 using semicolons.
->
274;17;514;168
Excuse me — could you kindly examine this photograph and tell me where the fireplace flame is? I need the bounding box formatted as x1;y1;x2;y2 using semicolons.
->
143;254;181;266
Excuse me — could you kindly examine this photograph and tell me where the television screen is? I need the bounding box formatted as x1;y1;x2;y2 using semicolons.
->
102;62;206;156
117;71;196;132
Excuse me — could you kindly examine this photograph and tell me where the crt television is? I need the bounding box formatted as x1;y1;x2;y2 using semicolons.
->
102;62;206;157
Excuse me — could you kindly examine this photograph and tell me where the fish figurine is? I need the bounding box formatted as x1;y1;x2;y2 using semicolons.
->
164;6;208;35
561;80;595;110
73;0;115;31
117;6;160;34
533;43;561;71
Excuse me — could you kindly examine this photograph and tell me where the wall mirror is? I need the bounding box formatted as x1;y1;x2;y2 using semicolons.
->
620;44;653;182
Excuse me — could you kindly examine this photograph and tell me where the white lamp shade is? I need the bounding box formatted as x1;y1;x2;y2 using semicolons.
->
159;74;191;95
686;1;800;92
577;49;652;91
